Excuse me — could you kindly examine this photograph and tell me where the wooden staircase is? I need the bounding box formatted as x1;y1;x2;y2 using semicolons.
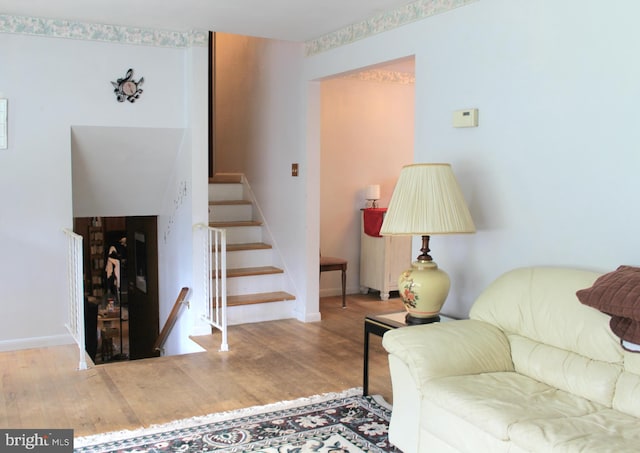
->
209;174;295;324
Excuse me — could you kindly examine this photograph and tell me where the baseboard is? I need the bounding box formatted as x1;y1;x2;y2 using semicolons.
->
319;286;359;298
190;324;214;337
299;311;322;322
0;333;75;352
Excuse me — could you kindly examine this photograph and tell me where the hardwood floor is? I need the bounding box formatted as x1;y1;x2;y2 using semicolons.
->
0;293;404;437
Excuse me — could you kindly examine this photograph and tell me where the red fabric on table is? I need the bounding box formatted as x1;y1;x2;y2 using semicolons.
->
363;208;387;237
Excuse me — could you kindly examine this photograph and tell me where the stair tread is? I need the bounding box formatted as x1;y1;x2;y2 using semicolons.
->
228;291;295;307
210;220;262;227
209;200;252;206
226;242;272;252
227;266;283;277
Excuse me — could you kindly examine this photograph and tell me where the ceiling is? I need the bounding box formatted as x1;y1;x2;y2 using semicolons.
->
1;0;417;42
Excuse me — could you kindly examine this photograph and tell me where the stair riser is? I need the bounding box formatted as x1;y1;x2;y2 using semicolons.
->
224;226;263;244
227;300;295;326
225;274;286;295
226;249;273;268
209;183;244;201
209;204;253;223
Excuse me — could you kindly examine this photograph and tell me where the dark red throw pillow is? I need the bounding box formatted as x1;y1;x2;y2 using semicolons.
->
609;316;640;349
576;265;640;344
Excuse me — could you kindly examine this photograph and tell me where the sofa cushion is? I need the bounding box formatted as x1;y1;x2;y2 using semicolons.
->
424;372;603;441
471;267;622;363
613;347;640;418
614;371;640;418
421;398;526;453
508;409;640;452
508;334;621;406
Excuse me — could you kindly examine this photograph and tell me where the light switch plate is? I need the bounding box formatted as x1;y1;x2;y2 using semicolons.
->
453;108;478;128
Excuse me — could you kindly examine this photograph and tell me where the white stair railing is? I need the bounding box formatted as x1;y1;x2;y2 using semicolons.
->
63;229;88;370
196;224;229;352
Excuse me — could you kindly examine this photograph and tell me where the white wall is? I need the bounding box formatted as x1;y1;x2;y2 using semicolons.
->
304;0;640;318
186;44;215;340
320;76;414;296
0;31;207;350
214;33;263;173
159;44;211;355
157;134;202;356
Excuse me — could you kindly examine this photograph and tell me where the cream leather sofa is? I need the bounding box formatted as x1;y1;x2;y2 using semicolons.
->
382;267;640;452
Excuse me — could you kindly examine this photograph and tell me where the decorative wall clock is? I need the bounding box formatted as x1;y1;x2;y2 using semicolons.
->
111;69;144;103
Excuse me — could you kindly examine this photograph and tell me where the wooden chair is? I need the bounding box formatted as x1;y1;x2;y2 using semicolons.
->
320;255;347;308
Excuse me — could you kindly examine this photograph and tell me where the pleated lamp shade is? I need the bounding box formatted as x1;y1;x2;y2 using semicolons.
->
380;163;475;236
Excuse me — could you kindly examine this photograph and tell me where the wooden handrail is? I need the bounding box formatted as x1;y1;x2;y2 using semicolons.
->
154;287;190;353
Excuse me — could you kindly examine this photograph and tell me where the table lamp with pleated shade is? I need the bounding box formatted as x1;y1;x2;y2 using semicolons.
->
380;163;475;324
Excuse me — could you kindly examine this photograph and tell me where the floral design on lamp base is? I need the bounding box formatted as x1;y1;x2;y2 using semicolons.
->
399;270;418;309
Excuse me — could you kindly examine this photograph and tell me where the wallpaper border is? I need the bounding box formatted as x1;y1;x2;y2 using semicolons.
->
1;0;477;51
305;0;478;56
0;14;208;48
344;70;415;85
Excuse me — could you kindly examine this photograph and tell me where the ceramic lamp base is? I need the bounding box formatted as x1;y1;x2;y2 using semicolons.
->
398;260;451;320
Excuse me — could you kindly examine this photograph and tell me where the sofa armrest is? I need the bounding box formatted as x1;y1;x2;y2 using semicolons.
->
382;319;514;387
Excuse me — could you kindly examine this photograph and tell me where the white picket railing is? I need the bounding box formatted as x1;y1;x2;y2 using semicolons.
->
63;229;88;370
196;224;229;352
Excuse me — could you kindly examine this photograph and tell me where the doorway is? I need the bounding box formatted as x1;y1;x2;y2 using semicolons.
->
319;56;415;299
127;216;160;360
74;216;159;364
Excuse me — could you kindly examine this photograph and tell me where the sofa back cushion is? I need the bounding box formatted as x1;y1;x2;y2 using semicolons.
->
615;351;640;417
470;267;624;406
508;334;621;406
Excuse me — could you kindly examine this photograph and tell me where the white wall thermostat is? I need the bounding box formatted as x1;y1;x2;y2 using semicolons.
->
453;108;478;128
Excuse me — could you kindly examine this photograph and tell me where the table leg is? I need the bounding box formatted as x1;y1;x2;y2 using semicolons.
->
341;268;346;308
363;324;370;396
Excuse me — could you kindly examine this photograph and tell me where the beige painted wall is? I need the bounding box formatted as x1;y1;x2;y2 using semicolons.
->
320;74;414;297
214;32;266;173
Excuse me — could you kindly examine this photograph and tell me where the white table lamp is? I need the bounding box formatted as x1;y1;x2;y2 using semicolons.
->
380;163;475;324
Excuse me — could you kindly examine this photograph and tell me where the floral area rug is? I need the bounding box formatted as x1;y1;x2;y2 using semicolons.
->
75;388;400;452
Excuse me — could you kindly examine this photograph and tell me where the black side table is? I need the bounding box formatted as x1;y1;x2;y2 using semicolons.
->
363;311;452;396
